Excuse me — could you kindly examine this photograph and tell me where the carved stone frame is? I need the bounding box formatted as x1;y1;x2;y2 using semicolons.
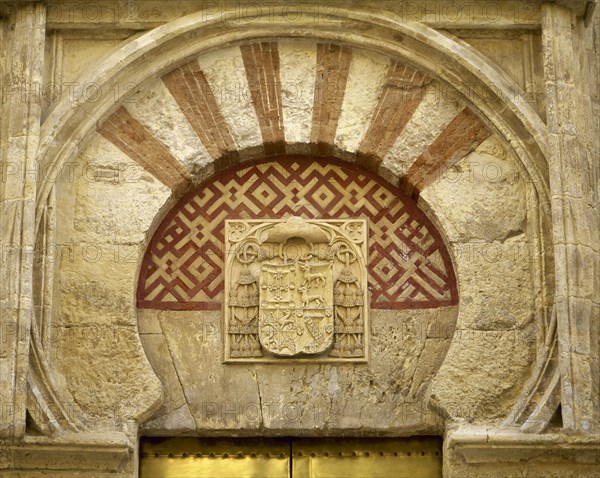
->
223;218;369;363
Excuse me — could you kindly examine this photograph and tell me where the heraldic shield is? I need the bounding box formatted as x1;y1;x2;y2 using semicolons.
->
224;217;368;363
259;260;334;356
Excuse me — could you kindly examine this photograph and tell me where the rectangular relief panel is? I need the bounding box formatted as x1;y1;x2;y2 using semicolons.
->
140;437;290;478
224;218;369;363
292;437;442;478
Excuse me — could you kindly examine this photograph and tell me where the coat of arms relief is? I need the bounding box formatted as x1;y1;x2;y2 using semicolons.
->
224;217;369;363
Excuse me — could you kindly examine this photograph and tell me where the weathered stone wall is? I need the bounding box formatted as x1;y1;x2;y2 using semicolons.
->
134;157;460;436
0;1;598;477
52;135;168;428
43;36;539;437
423;136;538;423
48;28;545;462
0;14;8;220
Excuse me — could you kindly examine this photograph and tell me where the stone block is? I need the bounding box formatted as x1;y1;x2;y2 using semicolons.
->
73;134;170;243
430;325;535;421
53;324;162;426
451;239;535;330
142;307;456;435
421;136;527;243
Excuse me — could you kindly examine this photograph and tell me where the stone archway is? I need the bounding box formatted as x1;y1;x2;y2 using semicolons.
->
17;7;567;477
35;29;550;434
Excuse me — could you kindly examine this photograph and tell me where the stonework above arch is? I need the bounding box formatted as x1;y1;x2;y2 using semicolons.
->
6;2;599;476
95;40;493;199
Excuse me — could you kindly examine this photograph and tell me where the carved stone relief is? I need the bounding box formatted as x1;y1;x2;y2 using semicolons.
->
224;217;368;362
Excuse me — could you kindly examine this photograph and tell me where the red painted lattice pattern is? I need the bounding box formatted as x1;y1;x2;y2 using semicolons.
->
137;158;457;310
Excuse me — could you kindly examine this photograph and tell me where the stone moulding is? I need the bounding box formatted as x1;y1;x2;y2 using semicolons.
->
224;217;369;363
503;306;560;433
0;432;133;474
445;425;600;476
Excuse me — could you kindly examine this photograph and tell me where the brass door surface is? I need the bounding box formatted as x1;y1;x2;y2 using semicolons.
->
291;437;442;478
140;438;291;478
140;436;442;478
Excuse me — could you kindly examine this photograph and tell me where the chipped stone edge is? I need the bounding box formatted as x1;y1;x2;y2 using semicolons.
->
445;425;600;465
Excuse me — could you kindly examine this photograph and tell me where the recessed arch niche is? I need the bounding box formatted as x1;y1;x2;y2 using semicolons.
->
136;155;459;434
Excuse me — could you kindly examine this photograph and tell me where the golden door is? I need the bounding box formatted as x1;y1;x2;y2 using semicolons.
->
140;436;442;478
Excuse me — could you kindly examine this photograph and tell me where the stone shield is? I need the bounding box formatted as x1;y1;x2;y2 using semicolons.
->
258;260;334;356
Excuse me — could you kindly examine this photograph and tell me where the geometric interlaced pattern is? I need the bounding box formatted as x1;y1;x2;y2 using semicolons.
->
137;158;458;310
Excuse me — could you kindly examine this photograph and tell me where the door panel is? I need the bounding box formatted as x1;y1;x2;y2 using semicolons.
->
140;437;290;478
140;436;442;478
292;438;442;478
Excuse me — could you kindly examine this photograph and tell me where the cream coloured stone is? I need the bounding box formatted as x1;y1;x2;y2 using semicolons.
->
0;1;46;443
379;81;463;183
54;241;163;427
54;222;154;337
33;3;553;219
3;2;598;477
445;425;600;478
157;312;262;431
196;47;263;158
334;49;389;154
70;133;171;243
430;324;536;422
141;404;196;435
457;36;532;91
47;133;170;429
278;41;316;150
141;307;457;435
139;321;188;418
53;324;162;427
57;269;137;328
60;37;123;84
450;239;536;330
540;2;599;434
0;431;135;477
124;78;213;177
420;136;527;243
37;1;544;30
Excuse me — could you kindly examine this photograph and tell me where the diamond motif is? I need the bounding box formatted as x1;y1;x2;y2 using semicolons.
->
137;159;457;310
